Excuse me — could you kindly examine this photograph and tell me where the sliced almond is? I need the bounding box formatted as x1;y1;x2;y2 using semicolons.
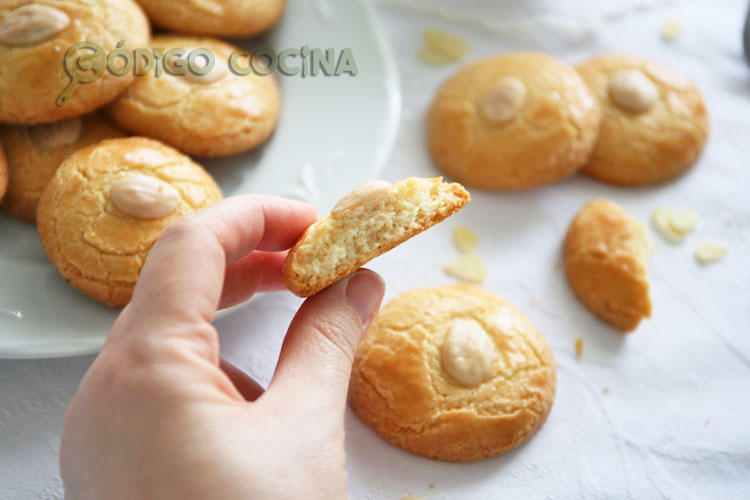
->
453;226;478;253
443;252;486;283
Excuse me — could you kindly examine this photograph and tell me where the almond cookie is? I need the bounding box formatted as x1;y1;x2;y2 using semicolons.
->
136;0;285;38
0;140;7;202
0;0;150;124
36;137;222;307
349;284;556;462
0;113;124;222
575;55;709;186
428;52;601;190
283;177;470;297
564;200;653;332
107;35;280;157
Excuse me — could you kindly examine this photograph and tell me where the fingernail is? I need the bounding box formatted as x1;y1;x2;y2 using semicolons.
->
346;269;385;328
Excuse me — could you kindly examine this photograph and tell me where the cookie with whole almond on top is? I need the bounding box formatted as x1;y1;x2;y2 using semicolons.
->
349;284;556;462
283;177;470;297
36;137;222;307
108;35;280;157
0;113;124;222
428;52;601;190
575;54;709;186
0;0;150;124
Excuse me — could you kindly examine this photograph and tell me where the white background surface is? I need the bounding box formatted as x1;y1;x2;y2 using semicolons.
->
2;0;750;499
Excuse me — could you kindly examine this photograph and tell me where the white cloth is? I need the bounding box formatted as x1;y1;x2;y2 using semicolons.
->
1;0;749;498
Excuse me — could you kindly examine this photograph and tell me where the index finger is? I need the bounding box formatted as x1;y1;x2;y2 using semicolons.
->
126;194;316;328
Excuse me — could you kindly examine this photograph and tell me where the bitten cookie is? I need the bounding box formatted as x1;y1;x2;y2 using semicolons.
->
283;177;470;297
0;0;150;124
0;113;124;222
36;137;222;307
575;54;709;186
428;52;601;190
136;0;285;38
108;35;280;157
0;140;7;202
349;284;556;462
564;200;652;332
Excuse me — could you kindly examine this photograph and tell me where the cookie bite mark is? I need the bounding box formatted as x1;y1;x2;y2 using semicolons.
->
283;177;470;297
564;200;652;332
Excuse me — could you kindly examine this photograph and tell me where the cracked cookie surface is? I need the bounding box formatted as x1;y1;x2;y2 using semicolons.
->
108;35;280;157
349;284;556;462
36;136;222;307
428;52;601;190
136;0;285;38
0;0;150;124
575;54;709;186
0;113;124;222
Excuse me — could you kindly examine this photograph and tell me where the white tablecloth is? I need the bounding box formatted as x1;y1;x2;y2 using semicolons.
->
2;0;749;498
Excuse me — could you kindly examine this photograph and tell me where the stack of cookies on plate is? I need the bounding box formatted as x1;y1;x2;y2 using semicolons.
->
0;0;285;306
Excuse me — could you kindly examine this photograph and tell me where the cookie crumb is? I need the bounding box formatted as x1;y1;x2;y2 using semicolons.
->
603;384;612;393
429;483;435;489
443;252;487;283
705;419;710;425
694;241;727;264
418;28;469;65
575;338;584;358
453;226;478;253
661;18;682;42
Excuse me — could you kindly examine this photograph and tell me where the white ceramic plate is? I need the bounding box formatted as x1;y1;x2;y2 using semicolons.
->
0;0;401;359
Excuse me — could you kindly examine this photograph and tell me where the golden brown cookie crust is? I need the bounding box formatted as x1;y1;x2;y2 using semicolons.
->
0;140;7;202
136;0;285;38
349;284;556;462
564;200;652;332
0;0;150;124
107;35;280;157
283;177;470;297
36;137;222;307
0;113;124;222
428;52;601;190
575;54;709;186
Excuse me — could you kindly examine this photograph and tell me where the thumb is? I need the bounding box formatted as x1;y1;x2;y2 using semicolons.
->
268;269;385;414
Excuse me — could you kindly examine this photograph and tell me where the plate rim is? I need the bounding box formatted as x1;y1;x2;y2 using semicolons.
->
0;0;402;360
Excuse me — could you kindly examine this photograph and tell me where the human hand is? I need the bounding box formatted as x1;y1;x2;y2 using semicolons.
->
59;195;386;500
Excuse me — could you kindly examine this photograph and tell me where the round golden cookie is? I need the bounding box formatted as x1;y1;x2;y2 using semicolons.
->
136;0;285;38
0;0;150;124
36;137;222;307
564;200;652;332
349;284;556;462
575;55;709;186
0;140;7;202
108;35;280;157
0;113;124;222
427;52;601;190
